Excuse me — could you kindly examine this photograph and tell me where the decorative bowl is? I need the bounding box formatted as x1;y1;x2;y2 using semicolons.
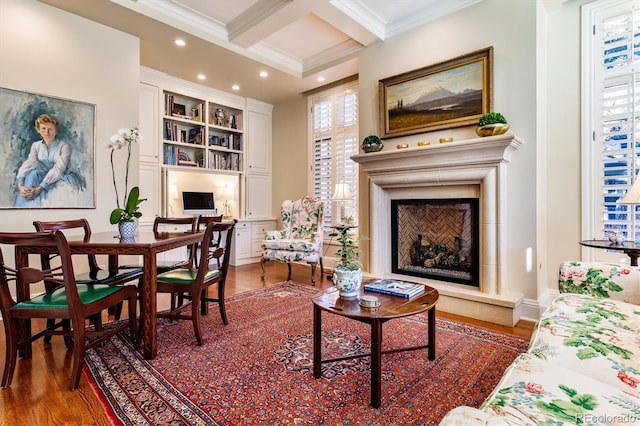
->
476;123;509;137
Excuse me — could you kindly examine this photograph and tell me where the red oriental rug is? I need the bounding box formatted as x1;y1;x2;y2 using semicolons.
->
84;281;529;425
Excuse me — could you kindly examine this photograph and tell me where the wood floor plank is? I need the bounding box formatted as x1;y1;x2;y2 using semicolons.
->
0;261;534;423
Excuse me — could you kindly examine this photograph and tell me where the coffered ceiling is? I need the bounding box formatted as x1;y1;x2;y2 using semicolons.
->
39;0;482;104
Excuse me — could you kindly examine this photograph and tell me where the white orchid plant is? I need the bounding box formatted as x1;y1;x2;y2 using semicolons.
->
107;127;146;225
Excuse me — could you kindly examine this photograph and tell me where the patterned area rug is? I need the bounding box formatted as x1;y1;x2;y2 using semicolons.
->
85;281;530;425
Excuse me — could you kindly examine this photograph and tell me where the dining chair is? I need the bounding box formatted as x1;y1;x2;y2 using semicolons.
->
0;230;138;390
155;221;235;345
152;216;198;272
33;219;143;334
33;219;143;336
195;214;223;268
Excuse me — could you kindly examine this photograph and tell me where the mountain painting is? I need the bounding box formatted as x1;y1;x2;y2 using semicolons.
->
379;47;492;138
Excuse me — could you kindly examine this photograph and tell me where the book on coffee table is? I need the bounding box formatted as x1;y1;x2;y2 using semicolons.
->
363;279;425;298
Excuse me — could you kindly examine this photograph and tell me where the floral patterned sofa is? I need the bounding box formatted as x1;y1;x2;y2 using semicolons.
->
261;196;324;284
440;261;640;425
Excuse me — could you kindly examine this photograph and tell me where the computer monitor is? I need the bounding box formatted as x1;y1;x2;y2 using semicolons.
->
182;191;216;215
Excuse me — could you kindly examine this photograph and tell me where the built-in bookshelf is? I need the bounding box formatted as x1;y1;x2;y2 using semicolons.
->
207;102;243;172
161;92;244;173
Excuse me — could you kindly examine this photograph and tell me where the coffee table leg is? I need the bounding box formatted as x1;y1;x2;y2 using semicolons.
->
313;304;322;378
371;319;382;408
428;307;436;360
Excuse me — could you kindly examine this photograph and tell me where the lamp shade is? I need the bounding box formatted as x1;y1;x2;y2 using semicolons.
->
332;182;352;201
621;178;640;203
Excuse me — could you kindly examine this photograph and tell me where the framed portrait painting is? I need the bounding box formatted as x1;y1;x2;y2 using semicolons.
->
379;47;493;138
0;87;95;209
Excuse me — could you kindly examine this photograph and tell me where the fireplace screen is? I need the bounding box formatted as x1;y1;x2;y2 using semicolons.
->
391;198;479;286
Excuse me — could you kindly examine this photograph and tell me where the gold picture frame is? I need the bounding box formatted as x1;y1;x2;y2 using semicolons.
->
379;46;493;139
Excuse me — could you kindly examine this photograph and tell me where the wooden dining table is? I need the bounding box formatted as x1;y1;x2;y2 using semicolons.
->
15;230;204;360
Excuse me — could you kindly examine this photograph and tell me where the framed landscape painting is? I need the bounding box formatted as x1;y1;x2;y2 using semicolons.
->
0;87;95;209
379;47;493;138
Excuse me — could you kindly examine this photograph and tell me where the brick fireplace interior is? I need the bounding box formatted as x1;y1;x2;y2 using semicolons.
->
392;198;479;286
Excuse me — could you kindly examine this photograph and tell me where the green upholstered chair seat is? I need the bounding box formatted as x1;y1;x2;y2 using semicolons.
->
157;268;221;284
74;266;142;285
13;284;126;310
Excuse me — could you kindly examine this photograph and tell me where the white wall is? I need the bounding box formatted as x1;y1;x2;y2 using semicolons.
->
543;0;591;293
0;0;140;234
358;0;538;300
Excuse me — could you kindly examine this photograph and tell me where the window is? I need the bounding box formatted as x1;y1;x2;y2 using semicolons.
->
308;81;358;232
583;0;640;241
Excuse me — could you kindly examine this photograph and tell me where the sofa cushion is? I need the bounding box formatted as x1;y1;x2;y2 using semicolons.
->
559;261;640;305
529;294;640;396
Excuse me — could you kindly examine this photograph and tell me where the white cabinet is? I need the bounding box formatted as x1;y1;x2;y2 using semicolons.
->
138;164;160;226
139;82;160;163
246;110;271;174
245;101;273;219
230;219;275;266
246;174;271;219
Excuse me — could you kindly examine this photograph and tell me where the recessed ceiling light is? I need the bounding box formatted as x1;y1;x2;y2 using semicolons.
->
197;74;206;80
317;76;325;82
174;39;186;47
259;71;268;78
232;84;240;91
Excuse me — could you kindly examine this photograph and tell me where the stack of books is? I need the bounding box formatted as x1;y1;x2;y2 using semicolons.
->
363;279;425;298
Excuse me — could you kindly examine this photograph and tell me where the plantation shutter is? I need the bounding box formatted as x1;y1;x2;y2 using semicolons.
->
590;0;640;241
310;82;358;232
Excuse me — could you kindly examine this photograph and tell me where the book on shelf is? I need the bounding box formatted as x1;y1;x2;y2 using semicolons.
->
363;279;425;298
188;127;202;145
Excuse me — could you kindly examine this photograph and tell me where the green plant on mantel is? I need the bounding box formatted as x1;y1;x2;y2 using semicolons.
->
478;112;508;126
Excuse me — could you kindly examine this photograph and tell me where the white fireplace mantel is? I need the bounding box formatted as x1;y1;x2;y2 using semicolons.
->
352;133;525;326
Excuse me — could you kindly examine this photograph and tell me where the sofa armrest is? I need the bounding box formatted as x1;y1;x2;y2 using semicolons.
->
558;261;640;305
439;406;510;425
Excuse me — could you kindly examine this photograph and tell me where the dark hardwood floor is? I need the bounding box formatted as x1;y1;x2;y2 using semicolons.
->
0;261;535;425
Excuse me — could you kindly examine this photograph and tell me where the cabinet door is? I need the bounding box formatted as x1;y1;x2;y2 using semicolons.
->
138;163;160;226
246;174;271;219
246;110;271;174
230;221;251;265
139;82;159;163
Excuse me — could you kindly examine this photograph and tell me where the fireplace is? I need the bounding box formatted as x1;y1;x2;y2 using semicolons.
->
392;198;479;286
352;133;524;326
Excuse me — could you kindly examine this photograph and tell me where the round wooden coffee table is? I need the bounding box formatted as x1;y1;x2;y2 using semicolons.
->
312;281;439;408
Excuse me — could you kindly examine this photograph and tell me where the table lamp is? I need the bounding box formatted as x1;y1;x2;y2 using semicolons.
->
620;176;640;244
332;182;352;225
222;184;234;219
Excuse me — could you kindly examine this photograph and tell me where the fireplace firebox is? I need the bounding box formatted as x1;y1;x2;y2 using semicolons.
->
391;198;479;286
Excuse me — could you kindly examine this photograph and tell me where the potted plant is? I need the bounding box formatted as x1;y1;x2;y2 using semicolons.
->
361;134;383;153
329;227;363;297
107;128;146;239
476;112;510;137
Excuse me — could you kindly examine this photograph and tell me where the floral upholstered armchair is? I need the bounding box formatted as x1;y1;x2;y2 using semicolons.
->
261;196;324;284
